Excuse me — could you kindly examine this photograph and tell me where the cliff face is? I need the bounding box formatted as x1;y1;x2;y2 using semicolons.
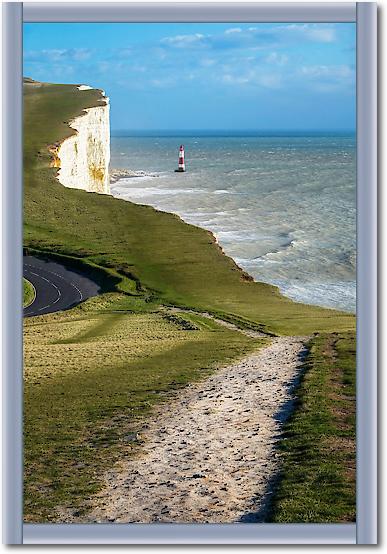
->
56;88;110;194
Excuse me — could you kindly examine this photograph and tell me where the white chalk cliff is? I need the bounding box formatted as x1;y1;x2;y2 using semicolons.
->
52;87;110;194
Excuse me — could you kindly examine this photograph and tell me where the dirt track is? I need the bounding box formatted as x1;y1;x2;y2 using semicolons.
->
86;335;308;523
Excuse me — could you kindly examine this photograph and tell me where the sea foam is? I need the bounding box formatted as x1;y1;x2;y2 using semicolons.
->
110;134;356;313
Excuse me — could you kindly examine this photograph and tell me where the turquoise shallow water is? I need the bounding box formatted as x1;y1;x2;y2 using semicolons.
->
110;133;356;313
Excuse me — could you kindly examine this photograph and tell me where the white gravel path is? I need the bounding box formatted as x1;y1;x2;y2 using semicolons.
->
87;335;308;523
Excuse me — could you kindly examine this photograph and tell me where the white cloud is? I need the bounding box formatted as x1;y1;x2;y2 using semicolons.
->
280;24;336;43
259;74;282;88
71;49;91;61
159;23;338;57
132;64;147;73
304;27;336;43
200;58;216;67
222;73;250;85
161;33;207;48
299;64;355;92
116;48;132;58
300;64;353;78
225;27;242;34
97;61;110;73
149;76;176;88
24;48;92;62
222;69;282;89
265;52;288;66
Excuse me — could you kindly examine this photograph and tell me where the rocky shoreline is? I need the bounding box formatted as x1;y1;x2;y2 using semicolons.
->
109;167;159;184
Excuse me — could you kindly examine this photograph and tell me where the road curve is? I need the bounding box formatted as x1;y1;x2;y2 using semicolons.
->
23;255;101;317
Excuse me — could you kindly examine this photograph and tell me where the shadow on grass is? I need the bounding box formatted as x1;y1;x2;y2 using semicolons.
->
238;340;310;523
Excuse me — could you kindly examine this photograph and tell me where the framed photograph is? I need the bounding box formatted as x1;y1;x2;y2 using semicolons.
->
3;1;377;545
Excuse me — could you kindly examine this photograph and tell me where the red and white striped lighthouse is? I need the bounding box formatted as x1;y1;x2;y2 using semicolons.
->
176;145;185;172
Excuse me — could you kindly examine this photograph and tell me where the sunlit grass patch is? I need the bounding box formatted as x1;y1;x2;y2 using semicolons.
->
24;307;263;521
269;331;356;523
23;278;35;308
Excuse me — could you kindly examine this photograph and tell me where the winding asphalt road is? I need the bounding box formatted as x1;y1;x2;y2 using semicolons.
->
23;256;101;317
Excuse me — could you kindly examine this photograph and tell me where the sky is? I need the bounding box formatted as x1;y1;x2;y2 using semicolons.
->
23;22;356;132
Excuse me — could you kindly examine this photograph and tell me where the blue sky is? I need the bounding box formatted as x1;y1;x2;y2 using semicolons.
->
23;23;356;132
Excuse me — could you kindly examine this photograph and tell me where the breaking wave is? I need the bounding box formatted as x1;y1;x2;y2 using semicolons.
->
110;134;356;312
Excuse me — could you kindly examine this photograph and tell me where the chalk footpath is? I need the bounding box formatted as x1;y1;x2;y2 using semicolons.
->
86;336;307;523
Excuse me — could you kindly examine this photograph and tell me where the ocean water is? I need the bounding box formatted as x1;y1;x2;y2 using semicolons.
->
110;133;356;313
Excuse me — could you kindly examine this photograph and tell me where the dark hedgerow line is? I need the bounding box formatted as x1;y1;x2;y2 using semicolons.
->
268;331;356;523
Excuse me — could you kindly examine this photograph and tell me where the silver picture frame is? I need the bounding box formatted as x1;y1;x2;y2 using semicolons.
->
2;1;377;545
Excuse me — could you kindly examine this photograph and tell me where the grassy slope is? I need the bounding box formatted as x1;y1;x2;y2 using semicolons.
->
269;331;356;522
24;298;264;521
23;80;356;522
23;278;35;307
24;81;355;336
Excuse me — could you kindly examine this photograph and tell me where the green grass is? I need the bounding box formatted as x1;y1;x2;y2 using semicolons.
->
23;79;356;523
23;80;355;336
24;305;264;521
268;331;356;523
23;278;35;308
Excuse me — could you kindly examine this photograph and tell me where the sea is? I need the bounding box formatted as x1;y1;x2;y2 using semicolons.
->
110;132;356;313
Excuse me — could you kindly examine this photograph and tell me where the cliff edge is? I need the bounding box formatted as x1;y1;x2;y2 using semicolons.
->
52;85;110;194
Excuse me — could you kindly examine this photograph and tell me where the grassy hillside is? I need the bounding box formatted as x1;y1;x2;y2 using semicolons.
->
24;299;264;521
269;331;356;522
23;80;355;336
23;80;356;522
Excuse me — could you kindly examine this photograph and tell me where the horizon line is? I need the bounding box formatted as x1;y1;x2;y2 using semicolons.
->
111;128;356;135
